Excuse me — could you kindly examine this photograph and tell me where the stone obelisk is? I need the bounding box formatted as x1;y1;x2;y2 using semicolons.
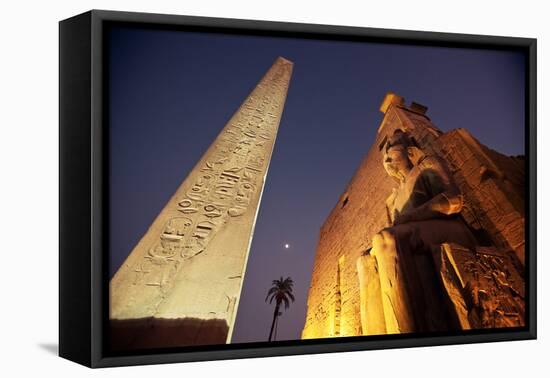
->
110;57;293;349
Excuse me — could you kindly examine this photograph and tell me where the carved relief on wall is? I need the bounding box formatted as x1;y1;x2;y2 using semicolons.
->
435;243;525;329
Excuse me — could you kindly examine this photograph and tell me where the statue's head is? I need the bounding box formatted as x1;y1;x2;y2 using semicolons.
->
382;130;415;181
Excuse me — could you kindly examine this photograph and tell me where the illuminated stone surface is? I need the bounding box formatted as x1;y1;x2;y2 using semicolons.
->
302;93;525;339
110;57;293;349
435;243;525;329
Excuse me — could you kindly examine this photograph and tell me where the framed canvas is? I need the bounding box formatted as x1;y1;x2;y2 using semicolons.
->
59;9;536;368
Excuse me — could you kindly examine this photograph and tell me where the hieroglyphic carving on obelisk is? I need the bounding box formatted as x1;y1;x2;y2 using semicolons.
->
110;57;293;347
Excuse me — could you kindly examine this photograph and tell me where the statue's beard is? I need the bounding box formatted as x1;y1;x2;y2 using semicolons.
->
384;163;403;181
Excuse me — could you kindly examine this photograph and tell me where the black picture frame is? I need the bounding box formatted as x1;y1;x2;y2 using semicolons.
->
59;9;537;368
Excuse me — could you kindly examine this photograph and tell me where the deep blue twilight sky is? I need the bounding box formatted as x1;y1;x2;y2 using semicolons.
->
108;26;525;343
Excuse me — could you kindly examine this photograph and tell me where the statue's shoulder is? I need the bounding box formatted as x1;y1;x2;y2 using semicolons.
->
417;154;445;171
417;154;456;187
408;146;445;172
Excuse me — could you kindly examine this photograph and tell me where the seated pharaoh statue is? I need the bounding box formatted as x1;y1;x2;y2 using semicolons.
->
357;128;525;336
358;129;479;335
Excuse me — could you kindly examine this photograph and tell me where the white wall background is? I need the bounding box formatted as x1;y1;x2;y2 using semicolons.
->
0;0;546;376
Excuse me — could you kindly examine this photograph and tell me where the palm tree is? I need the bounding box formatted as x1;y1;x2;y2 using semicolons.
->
265;276;295;342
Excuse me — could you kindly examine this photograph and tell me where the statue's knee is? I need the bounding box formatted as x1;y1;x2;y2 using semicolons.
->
373;230;395;246
372;230;398;261
381;230;397;250
372;233;384;251
356;255;366;272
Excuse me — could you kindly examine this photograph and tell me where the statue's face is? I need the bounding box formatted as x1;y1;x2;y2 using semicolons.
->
383;145;412;181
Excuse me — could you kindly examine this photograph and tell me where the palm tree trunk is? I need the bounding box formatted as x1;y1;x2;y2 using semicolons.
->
268;302;280;342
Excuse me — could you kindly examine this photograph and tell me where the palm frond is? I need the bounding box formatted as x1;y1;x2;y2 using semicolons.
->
287;291;295;302
265;287;278;302
282;296;290;310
